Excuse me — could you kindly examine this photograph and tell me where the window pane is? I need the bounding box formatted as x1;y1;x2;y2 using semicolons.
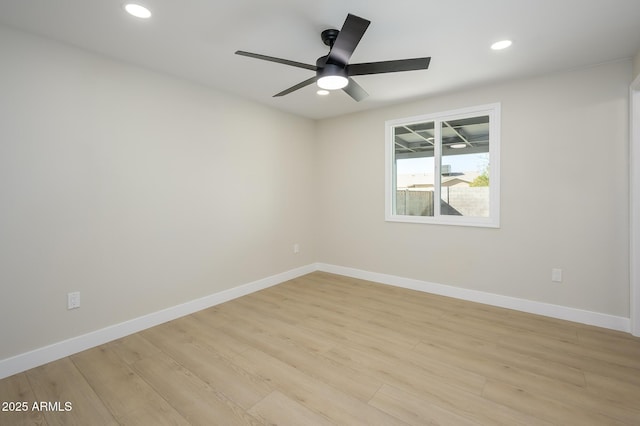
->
393;122;435;216
385;103;499;227
440;116;490;217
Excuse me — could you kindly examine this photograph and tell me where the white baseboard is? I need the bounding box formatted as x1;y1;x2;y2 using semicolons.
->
1;262;630;380
315;263;631;333
0;264;315;380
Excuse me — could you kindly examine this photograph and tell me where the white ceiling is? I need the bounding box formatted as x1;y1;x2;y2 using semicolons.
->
1;0;639;120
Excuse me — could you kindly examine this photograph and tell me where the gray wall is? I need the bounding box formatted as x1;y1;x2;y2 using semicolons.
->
315;60;631;317
0;25;316;360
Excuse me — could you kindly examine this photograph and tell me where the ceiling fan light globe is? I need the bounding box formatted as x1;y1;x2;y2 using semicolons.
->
317;75;349;90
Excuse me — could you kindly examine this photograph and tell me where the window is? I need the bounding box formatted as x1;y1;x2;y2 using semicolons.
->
385;103;500;227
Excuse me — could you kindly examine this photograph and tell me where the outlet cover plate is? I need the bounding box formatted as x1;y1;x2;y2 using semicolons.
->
67;292;80;309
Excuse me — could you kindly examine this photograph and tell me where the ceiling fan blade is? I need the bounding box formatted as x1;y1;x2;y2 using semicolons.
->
235;51;317;71
327;14;370;65
273;76;317;97
348;57;431;76
343;78;369;102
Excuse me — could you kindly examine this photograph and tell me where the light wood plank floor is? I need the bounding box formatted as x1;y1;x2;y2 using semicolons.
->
2;271;640;425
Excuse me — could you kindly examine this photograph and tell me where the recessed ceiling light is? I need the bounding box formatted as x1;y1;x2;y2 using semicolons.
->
317;89;330;96
124;3;152;19
450;143;467;149
491;40;512;50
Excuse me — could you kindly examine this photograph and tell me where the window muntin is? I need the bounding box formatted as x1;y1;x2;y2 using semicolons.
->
386;104;500;227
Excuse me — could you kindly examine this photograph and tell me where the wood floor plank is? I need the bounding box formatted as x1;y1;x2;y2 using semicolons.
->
247;391;334;426
504;309;583;341
482;379;628;425
282;274;445;326
246;284;422;348
577;326;640;359
336;329;488;395
0;373;46;426
215;313;383;402
25;357;117;426
416;323;587;386
141;320;272;410
117;404;191;426
142;314;249;361
498;333;640;387
413;338;585;390
413;341;640;424
108;332;163;365
584;371;640;407
232;348;406;425
131;351;262;426
323;343;547;425
369;384;482;426
70;344;189;424
216;297;336;354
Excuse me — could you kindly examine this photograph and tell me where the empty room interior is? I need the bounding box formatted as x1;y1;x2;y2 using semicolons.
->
1;0;640;424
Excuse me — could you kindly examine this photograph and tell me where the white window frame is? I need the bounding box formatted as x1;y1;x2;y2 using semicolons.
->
385;103;501;228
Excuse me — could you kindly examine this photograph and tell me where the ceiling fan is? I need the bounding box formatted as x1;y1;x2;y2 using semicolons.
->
235;13;431;101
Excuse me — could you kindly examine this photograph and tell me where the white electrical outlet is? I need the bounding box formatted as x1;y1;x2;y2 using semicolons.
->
293;243;300;254
67;292;81;310
551;268;563;283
